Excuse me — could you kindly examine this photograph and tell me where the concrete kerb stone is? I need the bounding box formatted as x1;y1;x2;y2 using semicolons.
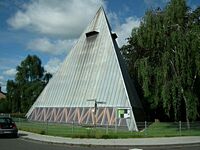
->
19;130;200;147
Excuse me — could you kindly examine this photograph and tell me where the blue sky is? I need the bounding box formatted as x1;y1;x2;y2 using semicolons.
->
0;0;199;92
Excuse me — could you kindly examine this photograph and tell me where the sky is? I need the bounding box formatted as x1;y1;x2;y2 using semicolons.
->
0;0;199;92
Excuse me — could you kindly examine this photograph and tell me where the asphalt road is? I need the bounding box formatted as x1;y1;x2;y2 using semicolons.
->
0;136;200;150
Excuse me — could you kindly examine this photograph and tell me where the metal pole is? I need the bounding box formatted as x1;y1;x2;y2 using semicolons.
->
94;101;97;129
86;99;106;133
19;118;21;128
179;121;182;136
72;120;74;134
46;119;48;135
106;121;108;135
145;121;147;136
115;107;117;133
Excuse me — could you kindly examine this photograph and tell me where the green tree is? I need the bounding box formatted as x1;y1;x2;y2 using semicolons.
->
6;80;20;112
16;55;44;83
43;72;53;84
121;0;200;125
6;55;52;113
0;98;9;113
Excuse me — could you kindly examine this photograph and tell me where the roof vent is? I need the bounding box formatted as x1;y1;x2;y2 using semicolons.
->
111;32;117;39
86;30;99;37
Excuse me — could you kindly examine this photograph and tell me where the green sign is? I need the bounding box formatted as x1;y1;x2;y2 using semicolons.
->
117;108;130;118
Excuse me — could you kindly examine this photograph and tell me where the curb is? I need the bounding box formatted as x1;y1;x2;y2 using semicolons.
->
19;130;200;147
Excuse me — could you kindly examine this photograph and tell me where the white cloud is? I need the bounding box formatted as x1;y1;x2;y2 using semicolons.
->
7;0;140;51
3;68;17;77
0;81;6;92
107;12;120;27
0;76;4;81
107;11;141;47
0;76;5;88
44;58;62;74
0;79;6;90
8;0;105;56
114;17;140;47
27;38;76;55
7;0;104;38
0;75;6;92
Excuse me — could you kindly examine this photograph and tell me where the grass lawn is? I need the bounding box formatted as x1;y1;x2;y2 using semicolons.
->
15;119;200;138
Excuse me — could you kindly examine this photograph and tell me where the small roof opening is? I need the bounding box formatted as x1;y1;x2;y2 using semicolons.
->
111;32;117;39
86;30;99;37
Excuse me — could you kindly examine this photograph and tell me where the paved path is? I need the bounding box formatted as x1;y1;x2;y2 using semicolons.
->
19;130;200;146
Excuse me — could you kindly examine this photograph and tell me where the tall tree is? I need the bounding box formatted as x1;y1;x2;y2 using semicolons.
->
6;55;52;113
16;55;44;83
121;0;200;124
6;80;20;112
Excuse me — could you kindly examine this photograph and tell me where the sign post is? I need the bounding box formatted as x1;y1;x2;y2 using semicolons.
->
86;99;106;128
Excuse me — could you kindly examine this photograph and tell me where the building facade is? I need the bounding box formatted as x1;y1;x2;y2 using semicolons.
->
26;7;144;131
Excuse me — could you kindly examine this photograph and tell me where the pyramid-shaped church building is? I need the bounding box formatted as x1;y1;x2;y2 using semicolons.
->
26;7;144;131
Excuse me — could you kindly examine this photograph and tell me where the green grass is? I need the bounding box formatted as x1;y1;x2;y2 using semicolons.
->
145;122;200;137
15;119;200;138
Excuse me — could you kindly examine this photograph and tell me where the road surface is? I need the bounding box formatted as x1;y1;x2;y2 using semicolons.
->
0;136;200;150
